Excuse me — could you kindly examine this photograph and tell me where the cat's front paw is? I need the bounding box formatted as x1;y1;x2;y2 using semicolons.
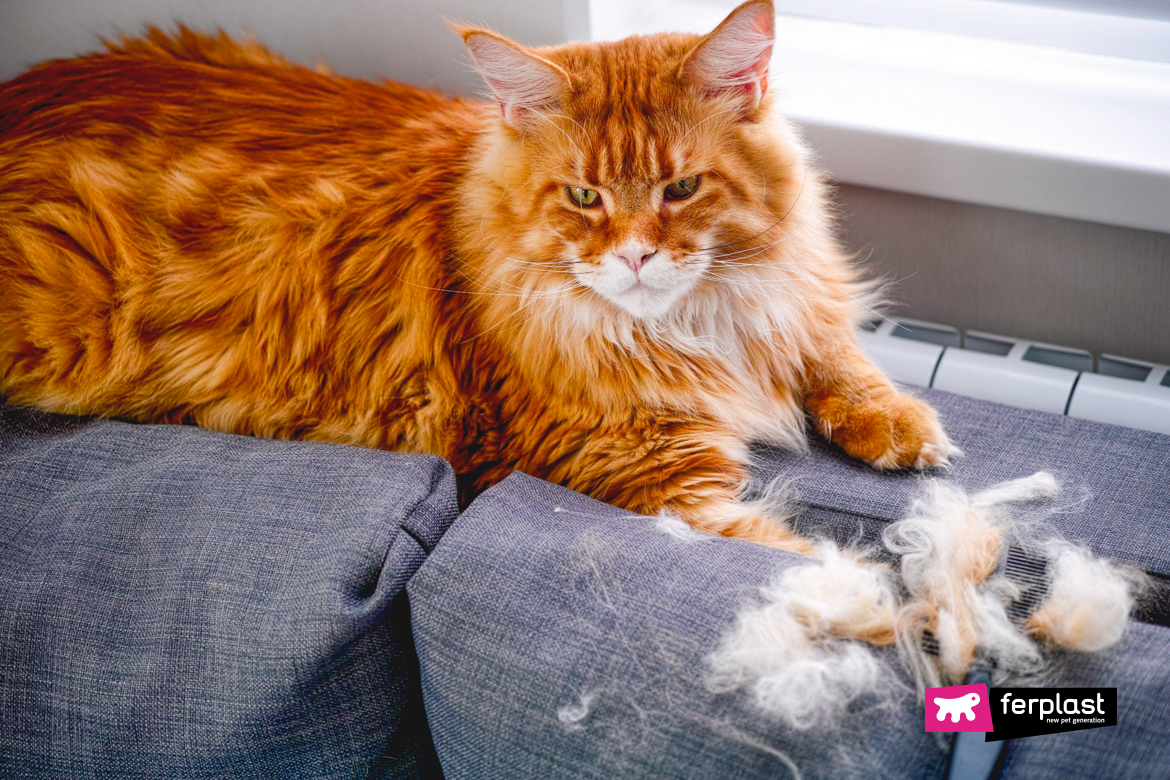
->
810;391;960;470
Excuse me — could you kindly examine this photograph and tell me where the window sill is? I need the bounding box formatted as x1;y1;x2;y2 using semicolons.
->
593;1;1170;234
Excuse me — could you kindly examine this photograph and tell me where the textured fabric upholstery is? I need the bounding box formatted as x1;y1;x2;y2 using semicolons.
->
411;472;1170;779
0;406;457;779
410;389;1170;779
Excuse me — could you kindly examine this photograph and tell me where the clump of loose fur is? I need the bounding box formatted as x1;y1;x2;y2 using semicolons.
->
556;692;596;731
884;478;1017;687
1028;544;1144;652
885;472;1138;690
706;543;897;729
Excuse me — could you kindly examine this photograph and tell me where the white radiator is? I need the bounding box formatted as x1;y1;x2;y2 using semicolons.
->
858;318;1170;436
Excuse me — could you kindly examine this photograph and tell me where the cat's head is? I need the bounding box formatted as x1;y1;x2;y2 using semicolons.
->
458;0;816;332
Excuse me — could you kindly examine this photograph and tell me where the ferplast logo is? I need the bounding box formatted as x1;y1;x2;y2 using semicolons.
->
924;685;1118;740
925;683;994;733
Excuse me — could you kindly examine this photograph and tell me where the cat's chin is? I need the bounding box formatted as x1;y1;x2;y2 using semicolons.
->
603;285;690;321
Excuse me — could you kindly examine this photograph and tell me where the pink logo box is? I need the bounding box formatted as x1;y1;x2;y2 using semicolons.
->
925;683;995;733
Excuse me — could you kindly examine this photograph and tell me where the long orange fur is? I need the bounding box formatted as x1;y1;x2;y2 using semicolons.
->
0;2;954;552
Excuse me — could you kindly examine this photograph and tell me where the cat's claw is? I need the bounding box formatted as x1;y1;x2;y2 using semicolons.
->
911;438;964;470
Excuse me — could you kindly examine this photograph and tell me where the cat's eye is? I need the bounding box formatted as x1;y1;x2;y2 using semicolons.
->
567;186;601;208
664;175;700;201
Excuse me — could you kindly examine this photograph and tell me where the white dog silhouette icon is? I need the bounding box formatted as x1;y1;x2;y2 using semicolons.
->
934;692;981;723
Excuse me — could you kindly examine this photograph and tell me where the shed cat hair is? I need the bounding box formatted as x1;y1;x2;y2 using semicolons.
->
707;473;1140;727
0;1;955;551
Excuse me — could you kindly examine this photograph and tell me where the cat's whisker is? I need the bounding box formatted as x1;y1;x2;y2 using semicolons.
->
695;264;887;327
391;268;575;301
459;272;579;300
707;264;845;289
712;254;883;288
452;265;531;294
461;284;590;344
454;256;582;295
532;111;590;149
503;257;567;269
530;109;588;163
689;220;786;255
691;221;816;262
705;243;787;264
684;230;805;263
711;269;892;327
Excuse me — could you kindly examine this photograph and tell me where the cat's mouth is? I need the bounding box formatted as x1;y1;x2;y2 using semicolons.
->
615;269;674;295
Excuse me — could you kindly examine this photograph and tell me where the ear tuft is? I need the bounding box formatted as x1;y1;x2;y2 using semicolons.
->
455;25;570;127
682;0;775;112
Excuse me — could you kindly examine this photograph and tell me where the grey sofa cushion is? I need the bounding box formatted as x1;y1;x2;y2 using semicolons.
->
409;389;1170;779
0;406;456;779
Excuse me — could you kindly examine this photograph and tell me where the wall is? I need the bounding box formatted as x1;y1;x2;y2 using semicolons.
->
0;0;586;92
835;183;1170;366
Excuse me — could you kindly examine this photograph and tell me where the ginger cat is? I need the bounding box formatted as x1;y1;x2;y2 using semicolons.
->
0;1;955;551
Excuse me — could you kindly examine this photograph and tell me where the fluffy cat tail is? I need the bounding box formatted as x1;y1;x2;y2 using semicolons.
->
102;25;299;73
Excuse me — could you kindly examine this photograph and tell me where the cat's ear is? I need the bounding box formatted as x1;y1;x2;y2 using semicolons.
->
680;0;774;114
454;24;571;128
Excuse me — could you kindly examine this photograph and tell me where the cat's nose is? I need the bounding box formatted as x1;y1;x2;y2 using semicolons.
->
614;243;658;273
